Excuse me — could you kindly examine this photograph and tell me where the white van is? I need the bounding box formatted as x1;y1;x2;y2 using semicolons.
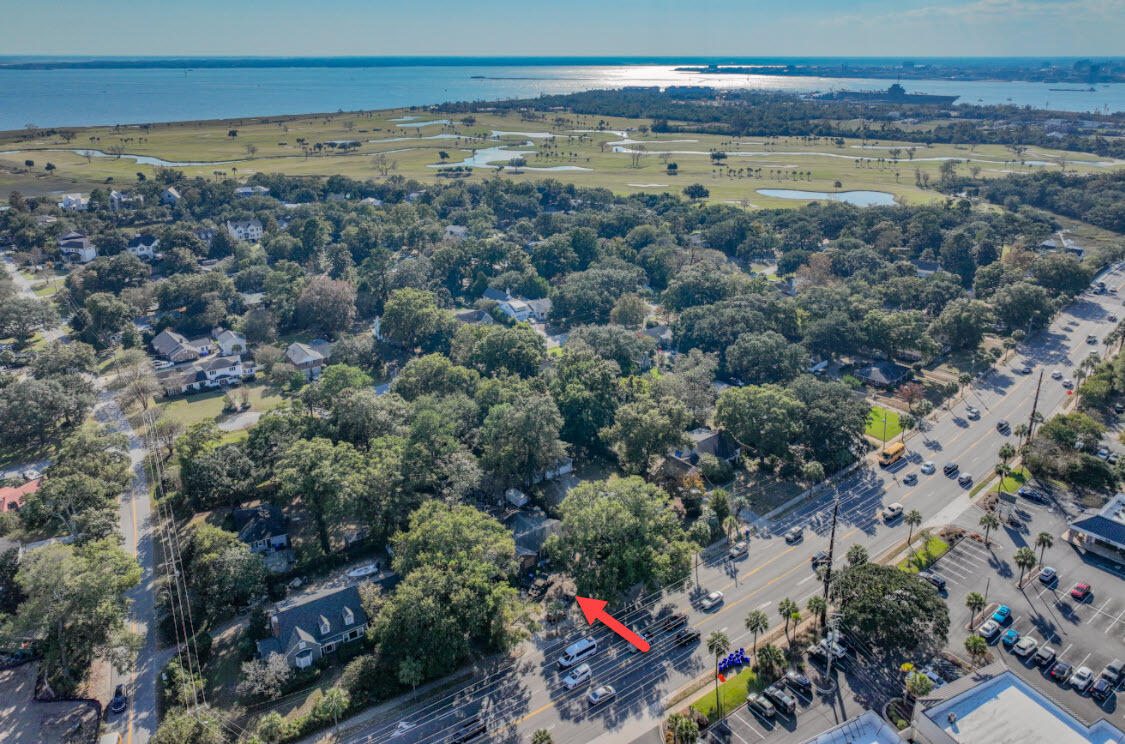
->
557;636;598;669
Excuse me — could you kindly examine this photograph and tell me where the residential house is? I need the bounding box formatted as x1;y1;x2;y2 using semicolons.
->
525;298;552;322
160;187;181;206
239;291;264;309
232;504;290;555
497;298;534;322
640;324;673;350
285;342;326;380
665;428;741;479
326;192;348;202
58;193;89;212
503;509;561;570
256;586;368;669
226;219;264;242
151;329;209;363
405;190;424;203
126;234;160;259
212;328;248;356
108;190;143;211
444;225;469;241
155;355;255;396
0;477;42;512
359;197;383;207
481;287;511;303
453;309;495;326
234;185;270;198
56;230;97;263
193;228;216;247
854;361;910;389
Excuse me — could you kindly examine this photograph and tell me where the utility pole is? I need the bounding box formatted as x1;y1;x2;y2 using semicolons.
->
1025;370;1044;444
822;490;840;607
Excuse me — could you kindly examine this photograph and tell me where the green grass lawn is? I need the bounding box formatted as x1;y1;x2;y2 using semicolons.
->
692;663;764;722
899;535;951;573
149;382;285;430
866;406;903;441
998;467;1030;493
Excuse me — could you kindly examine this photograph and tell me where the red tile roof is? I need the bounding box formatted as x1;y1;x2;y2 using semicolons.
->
0;478;42;511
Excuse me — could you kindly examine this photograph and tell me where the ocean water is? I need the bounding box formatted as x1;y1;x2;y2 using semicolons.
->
0;58;1123;131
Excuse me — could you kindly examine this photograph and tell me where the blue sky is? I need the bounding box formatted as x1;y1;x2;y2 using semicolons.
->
4;0;1123;56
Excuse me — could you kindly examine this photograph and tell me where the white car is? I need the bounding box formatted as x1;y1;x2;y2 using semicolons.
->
978;620;1000;640
700;591;724;610
965;406;980;420
1013;636;1038;657
729;541;748;559
1063;378;1074;389
563;663;591;690
587;685;616;706
1071;666;1095;692
1051;370;1063;380
921;461;936;475
153;359;174;370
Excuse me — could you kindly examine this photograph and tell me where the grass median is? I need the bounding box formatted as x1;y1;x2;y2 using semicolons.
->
690;664;765;722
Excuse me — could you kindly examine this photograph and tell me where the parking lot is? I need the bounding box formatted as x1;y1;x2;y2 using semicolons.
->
932;486;1125;726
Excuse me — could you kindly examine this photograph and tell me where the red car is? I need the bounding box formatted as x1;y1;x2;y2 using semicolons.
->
1071;582;1092;602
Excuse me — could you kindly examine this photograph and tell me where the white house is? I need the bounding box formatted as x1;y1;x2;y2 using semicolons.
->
160;187;181;206
58;193;89;212
497;296;552;323
56;230;97;263
212;328;248;356
126;234;159;259
235;185;270;198
155;355;255;395
226;219;263;242
109;190;143;211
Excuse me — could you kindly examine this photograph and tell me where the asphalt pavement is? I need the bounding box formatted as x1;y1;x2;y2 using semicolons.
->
341;266;1125;744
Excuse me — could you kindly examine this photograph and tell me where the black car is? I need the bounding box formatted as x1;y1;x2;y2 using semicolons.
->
449;716;487;744
996;420;1010;432
674;627;701;646
662;612;689;632
918;571;947;591
943;462;959;475
745;693;776;720
784;671;813;697
903;472;918;486
1049;661;1073;683
110;684;128;715
763;684;797;716
811;551;830;568
1091;677;1114;702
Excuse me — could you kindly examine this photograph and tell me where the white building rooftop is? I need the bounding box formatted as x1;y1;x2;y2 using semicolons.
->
802;710;903;744
918;666;1125;744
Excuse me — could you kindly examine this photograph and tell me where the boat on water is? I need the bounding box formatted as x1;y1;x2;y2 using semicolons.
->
1047;86;1096;92
810;84;958;105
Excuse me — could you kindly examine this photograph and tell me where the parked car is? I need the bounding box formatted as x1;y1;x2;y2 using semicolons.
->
763;685;797;716
1097;447;1111;461
1019;486;1049;504
1115;402;1125;415
674;627;701;646
563;663;592;690
1090;677;1114;702
1013;637;1038;658
1002;628;1020;647
1038;566;1057;584
1050;661;1074;683
978;620;1001;640
1035;645;1057;667
729;541;748;560
1100;658;1123;685
784;528;803;544
918;571;946;591
746;693;776;719
346;562;380;579
1071;582;1092;602
700;591;724;610
587;685;616;706
1016;364;1032;374
110;685;128;714
992;605;1011;623
903;472;918;485
921;461;936;475
785;671;813;697
1072;666;1095;692
152;359;173;370
662;613;689;631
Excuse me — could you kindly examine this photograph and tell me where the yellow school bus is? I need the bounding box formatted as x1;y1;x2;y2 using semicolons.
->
878;442;905;467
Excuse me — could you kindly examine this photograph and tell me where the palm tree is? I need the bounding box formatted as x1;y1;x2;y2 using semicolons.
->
1014;422;1029;440
1014;546;1037;586
531;730;554;744
723;515;740;544
966;591;985;624
905;670;934;729
756;643;785;677
998;443;1016;468
1036;531;1054;565
958;372;972;399
979;513;1000;546
846;544;869;566
778;598;800;646
706;631;731;717
744;610;769;656
807;596;827;629
905;510;923;550
667;714;699;744
964;634;988;666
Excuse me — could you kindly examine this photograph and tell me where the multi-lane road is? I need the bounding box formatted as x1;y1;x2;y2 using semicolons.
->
346;264;1125;744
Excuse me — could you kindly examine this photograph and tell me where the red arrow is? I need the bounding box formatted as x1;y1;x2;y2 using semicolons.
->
575;596;650;652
